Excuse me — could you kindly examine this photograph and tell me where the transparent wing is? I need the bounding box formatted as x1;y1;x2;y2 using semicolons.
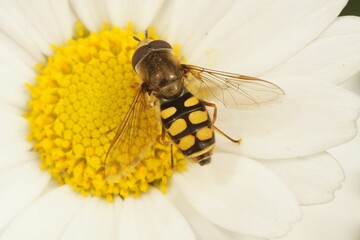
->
183;64;285;108
104;87;160;181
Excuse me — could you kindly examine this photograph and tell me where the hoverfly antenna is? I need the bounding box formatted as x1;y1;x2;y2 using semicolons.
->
133;35;141;42
145;29;148;38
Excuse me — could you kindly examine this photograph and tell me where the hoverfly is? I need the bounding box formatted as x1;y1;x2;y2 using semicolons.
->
104;34;284;181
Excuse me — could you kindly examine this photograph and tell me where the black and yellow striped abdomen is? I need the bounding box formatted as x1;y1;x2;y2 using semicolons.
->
160;89;215;165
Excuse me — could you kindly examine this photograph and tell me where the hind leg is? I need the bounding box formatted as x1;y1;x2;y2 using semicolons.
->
202;100;241;144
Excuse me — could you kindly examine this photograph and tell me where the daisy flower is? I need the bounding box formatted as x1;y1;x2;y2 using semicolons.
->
0;0;360;240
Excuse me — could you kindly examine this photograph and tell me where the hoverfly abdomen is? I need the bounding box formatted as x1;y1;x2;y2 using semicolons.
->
160;89;215;165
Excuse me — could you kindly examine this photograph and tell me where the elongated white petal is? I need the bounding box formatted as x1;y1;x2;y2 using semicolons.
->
266;16;360;85
236;237;267;240
0;139;32;159
0;75;28;108
174;152;301;238
11;0;72;45
153;0;234;57
0;162;50;232
0;36;35;108
188;0;346;76
0;0;76;62
48;0;77;41
167;186;266;240
70;0;111;32
0;2;44;62
216;79;359;159
61;198;116;240
0;32;37;69
0;106;28;136
105;0;165;31
0;33;36;104
0;151;37;172
279;130;360;240
0;105;32;157
342;72;360;96
260;152;344;205
117;189;196;240
2;186;84;240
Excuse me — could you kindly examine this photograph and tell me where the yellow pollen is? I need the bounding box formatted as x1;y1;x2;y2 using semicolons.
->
25;22;187;201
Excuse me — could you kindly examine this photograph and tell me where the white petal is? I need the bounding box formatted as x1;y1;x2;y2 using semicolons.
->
0;136;32;159
342;72;360;96
0;0;76;61
12;0;71;45
152;0;234;57
0;74;29;108
2;185;84;240
279;130;360;240
0;31;37;69
0;33;36;104
167;186;265;240
216;79;360;159
0;0;73;59
0;161;50;232
266;16;360;85
0;151;37;172
0;33;35;104
48;0;77;41
260;152;344;205
0;1;50;61
174;152;301;238
0;105;28;137
235;237;266;240
117;189;196;240
188;0;347;76
321;16;360;37
70;0;111;32
0;106;32;160
61;198;116;240
0;34;36;107
0;0;75;60
105;0;165;31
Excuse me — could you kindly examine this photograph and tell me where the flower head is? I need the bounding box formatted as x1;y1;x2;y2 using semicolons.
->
0;0;359;239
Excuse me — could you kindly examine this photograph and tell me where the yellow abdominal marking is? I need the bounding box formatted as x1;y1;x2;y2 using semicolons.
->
188;110;208;124
168;119;187;136
24;22;187;201
178;135;195;151
196;127;213;141
161;107;177;119
184;97;199;107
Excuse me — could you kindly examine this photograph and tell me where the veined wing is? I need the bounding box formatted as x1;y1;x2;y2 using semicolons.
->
182;64;285;109
104;87;160;181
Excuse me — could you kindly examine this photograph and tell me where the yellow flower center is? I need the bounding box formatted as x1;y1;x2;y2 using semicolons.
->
25;22;186;202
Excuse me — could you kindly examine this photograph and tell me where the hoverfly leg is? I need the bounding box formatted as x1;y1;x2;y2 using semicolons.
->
213;126;242;144
203;100;241;144
160;125;175;169
160;125;172;145
202;100;217;125
170;144;174;169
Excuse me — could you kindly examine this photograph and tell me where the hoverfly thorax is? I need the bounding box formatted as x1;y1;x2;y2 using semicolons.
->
132;39;184;99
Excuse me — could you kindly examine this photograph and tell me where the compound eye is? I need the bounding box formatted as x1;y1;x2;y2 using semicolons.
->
132;45;149;69
149;40;172;50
